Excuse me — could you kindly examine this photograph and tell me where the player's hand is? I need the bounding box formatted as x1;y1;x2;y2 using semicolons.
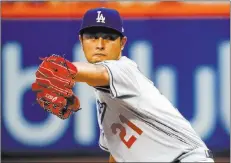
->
31;54;81;119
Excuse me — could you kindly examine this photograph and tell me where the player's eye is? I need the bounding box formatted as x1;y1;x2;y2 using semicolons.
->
83;33;98;40
103;35;113;41
102;34;120;41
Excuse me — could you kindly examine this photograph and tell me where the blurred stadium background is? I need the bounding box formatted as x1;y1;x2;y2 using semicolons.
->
1;1;230;162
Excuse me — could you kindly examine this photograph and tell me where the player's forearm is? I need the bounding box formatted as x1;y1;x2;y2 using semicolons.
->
72;62;109;87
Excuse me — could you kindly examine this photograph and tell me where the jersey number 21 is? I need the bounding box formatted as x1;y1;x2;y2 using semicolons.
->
111;114;143;148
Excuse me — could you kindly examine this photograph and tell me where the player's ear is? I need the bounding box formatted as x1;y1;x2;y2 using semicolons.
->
121;36;127;51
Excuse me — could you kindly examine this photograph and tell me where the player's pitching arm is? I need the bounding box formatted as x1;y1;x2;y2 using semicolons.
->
72;62;109;87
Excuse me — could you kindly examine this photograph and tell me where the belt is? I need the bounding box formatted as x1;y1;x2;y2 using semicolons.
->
174;149;214;162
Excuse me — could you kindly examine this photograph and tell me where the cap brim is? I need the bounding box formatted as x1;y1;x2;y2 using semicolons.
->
79;25;124;36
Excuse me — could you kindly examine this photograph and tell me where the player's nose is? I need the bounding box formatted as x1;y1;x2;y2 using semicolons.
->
96;37;105;50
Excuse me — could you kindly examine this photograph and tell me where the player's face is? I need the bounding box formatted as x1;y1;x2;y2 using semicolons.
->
79;28;127;63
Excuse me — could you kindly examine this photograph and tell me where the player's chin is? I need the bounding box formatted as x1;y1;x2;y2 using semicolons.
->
91;55;107;63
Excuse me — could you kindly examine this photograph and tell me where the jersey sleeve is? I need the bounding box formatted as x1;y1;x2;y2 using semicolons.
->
96;59;140;98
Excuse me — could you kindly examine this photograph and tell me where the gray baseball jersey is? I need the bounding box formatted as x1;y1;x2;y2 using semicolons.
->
94;56;211;162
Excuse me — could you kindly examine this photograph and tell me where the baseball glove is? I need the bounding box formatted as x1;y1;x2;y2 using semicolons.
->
32;55;81;119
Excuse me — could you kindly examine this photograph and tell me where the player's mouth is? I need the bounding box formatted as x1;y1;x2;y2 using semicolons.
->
93;53;106;57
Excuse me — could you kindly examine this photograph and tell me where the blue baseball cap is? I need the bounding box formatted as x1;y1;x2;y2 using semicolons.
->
79;7;124;36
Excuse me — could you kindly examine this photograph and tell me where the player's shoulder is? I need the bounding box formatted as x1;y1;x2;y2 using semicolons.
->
120;56;136;64
96;56;138;70
114;56;138;68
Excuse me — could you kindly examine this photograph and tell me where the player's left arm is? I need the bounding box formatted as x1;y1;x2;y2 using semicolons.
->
73;59;140;98
72;62;109;87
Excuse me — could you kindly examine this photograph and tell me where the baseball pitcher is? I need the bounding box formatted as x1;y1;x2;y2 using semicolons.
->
32;7;214;162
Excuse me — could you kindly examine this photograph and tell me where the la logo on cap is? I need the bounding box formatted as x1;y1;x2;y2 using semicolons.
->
96;11;105;23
